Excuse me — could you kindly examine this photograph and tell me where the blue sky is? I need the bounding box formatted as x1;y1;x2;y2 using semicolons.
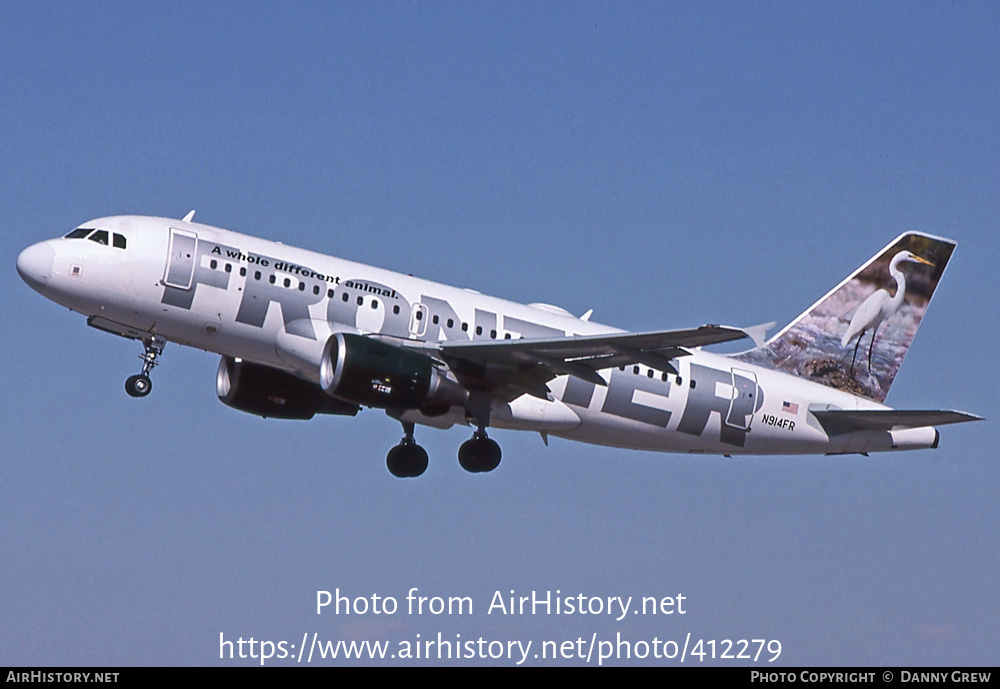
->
2;2;997;666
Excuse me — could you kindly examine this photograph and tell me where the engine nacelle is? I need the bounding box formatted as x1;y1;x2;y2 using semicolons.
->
217;356;360;420
320;333;468;410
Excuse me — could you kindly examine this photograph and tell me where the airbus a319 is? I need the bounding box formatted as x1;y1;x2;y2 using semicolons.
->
17;212;979;477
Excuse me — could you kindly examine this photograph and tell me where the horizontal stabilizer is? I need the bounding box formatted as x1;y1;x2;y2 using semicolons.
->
812;408;982;436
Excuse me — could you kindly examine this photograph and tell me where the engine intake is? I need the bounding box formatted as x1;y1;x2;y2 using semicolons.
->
217;356;360;420
320;333;467;410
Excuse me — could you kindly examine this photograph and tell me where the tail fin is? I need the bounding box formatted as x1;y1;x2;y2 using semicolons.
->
736;232;956;402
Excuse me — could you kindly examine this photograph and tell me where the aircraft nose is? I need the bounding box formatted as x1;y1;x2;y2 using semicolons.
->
16;241;55;293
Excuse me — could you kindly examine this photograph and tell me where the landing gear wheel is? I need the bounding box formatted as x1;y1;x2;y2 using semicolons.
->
124;336;166;398
458;433;502;473
386;442;429;478
125;374;152;398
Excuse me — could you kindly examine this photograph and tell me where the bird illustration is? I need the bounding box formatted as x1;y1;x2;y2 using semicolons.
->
841;250;935;375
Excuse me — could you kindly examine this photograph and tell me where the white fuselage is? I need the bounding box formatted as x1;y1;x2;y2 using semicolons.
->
18;215;937;457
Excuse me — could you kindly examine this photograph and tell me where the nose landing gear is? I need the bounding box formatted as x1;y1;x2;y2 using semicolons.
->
125;336;166;398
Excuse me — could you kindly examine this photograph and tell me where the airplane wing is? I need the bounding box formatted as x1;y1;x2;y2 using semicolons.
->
430;324;757;401
812;409;982;436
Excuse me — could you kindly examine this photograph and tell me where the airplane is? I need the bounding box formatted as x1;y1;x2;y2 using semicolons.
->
16;212;980;477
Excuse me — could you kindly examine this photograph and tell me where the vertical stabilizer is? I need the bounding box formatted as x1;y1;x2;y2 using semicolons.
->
736;232;955;402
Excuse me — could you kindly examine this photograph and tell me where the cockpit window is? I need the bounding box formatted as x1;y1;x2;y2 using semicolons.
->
64;227;126;249
88;230;110;245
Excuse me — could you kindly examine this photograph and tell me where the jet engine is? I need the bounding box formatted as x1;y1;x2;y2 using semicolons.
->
217;356;360;420
320;333;468;410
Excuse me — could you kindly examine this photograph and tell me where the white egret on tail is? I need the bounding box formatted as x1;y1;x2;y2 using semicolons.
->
841;250;935;375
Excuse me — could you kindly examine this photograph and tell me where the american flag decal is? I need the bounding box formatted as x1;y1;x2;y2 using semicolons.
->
782;401;799;415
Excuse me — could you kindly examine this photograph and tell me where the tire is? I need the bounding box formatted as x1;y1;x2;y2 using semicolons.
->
458;437;501;473
458;438;482;473
125;374;152;398
478;437;501;472
387;443;428;478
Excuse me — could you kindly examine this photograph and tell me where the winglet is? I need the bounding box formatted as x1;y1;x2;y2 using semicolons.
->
741;321;777;349
580;309;593;322
182;210;196;223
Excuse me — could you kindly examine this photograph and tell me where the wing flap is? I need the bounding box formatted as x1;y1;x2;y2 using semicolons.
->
440;324;750;364
434;324;755;394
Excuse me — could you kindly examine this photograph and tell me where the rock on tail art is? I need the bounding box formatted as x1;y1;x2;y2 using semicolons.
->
737;232;955;402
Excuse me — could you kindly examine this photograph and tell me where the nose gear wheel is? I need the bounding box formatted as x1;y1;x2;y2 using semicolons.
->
124;336;166;398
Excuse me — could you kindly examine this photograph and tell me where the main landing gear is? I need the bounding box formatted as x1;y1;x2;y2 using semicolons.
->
125;336;166;398
384;420;503;478
386;422;429;478
458;395;501;473
458;429;502;473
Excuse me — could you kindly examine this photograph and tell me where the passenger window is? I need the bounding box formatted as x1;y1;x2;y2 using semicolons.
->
298;283;305;291
647;369;654;378
475;326;482;335
357;296;363;306
88;230;109;245
313;286;320;295
255;271;261;280
633;366;640;375
490;330;497;339
283;277;291;288
393;305;400;315
371;299;378;309
342;293;349;302
225;263;232;273
113;234;126;249
432;315;439;325
461;323;468;332
269;275;276;284
447;319;454;328
210;259;218;269
240;267;247;277
415;310;423;320
328;289;334;298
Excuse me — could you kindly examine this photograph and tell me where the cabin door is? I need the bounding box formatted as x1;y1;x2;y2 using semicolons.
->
163;229;198;289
